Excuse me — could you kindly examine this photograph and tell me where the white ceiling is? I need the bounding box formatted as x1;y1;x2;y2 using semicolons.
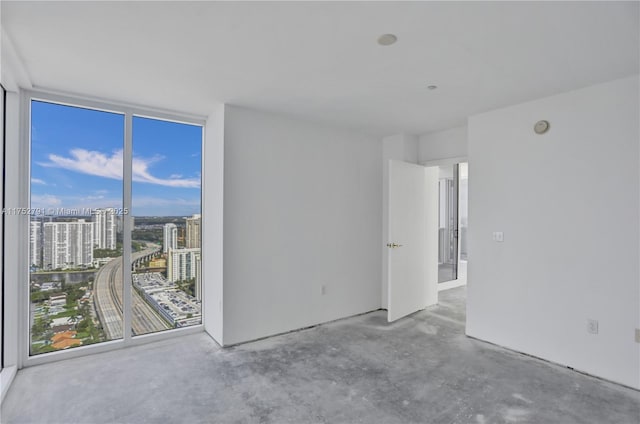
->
2;1;638;136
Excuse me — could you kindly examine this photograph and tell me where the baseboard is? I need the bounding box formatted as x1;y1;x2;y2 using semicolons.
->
222;308;385;348
466;334;640;392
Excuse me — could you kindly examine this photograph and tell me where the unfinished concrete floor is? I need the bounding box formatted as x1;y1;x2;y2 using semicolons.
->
2;287;639;424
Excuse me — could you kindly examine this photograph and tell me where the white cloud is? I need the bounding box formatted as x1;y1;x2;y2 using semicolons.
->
31;178;47;185
40;149;122;179
169;174;183;179
32;194;122;212
31;194;62;207
39;149;200;188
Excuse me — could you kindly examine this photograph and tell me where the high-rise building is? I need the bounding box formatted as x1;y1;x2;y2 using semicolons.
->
43;220;93;270
167;248;200;283
30;220;41;268
185;214;201;249
92;208;117;250
163;223;177;253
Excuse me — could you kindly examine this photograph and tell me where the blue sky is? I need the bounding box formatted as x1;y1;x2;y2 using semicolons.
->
31;100;202;216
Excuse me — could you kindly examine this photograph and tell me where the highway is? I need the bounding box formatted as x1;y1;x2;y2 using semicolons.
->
93;245;171;340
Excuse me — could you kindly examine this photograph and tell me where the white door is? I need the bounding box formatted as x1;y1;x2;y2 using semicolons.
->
387;160;439;322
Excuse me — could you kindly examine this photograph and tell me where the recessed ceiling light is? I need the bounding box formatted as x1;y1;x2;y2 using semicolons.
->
377;34;397;46
427;85;438;90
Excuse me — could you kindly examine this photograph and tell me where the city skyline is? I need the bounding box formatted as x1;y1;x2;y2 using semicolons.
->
30;100;203;217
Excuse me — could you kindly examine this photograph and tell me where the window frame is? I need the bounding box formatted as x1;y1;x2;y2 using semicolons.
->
20;89;206;367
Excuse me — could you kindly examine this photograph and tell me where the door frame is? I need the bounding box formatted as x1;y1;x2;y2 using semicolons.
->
420;156;468;292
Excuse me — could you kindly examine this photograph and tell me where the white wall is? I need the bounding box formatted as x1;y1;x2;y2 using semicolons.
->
418;125;467;163
467;75;640;389
222;106;382;345
202;104;225;345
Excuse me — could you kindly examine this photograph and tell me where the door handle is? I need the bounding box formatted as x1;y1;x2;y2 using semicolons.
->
386;243;403;248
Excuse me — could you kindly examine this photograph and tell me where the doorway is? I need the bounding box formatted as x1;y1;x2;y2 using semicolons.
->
384;159;468;323
437;162;468;286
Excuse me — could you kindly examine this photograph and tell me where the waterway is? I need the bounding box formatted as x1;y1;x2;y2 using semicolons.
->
30;271;97;285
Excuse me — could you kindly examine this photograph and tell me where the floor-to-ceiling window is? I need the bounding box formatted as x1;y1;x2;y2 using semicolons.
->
28;95;202;357
437;162;468;284
458;163;468;272
437;164;458;283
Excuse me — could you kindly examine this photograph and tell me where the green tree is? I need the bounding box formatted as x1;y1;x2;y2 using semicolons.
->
32;316;52;340
93;248;122;258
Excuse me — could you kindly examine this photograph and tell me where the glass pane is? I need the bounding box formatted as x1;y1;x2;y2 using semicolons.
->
131;116;202;336
30;100;124;355
437;164;458;283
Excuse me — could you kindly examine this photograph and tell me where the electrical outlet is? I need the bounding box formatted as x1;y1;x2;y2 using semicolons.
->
492;231;504;242
321;285;327;295
587;319;598;335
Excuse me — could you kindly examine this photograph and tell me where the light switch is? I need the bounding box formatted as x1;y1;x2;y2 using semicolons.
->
492;232;504;242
